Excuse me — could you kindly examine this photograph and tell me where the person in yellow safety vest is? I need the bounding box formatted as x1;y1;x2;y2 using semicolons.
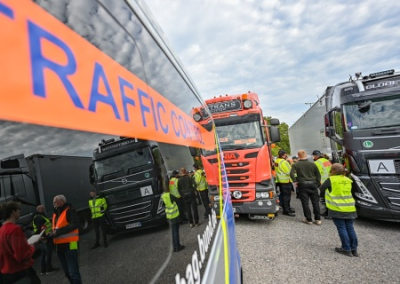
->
319;163;359;257
51;195;82;284
312;150;333;218
274;150;295;217
161;188;185;253
169;170;188;223
89;190;108;249
32;205;59;275
193;164;211;219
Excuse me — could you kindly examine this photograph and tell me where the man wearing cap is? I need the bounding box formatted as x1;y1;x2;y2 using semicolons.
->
275;150;295;216
193;164;211;219
312;150;332;218
290;150;322;225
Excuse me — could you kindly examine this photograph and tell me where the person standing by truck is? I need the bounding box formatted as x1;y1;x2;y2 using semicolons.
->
161;188;185;253
193;164;211;219
51;195;82;284
319;163;359;257
275;150;295;217
88;190;108;249
0;201;41;284
178;168;199;228
312;150;332;218
290;150;322;225
169;170;188;224
32;205;58;275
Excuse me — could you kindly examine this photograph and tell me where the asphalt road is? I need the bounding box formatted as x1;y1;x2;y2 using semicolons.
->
33;197;400;283
235;196;400;284
33;205;211;284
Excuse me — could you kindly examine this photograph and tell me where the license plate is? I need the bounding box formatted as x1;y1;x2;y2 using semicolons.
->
140;186;153;197
126;222;141;229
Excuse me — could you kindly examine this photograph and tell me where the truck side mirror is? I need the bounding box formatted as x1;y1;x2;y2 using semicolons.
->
270;118;280;126
189;147;198;157
89;164;95;185
324;113;333;137
269;126;281;143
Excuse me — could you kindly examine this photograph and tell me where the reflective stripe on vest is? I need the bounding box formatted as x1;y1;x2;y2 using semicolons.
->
89;197;107;219
315;158;332;183
33;214;52;234
325;175;356;213
169;177;181;198
161;192;180;219
52;207;79;245
194;169;207;191
275;158;291;183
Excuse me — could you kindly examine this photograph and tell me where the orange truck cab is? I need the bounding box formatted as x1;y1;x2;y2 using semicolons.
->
192;92;281;220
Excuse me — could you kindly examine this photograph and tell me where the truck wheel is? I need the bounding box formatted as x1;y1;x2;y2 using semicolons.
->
78;210;92;235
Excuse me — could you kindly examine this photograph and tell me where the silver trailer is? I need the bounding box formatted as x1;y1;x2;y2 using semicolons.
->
289;95;332;159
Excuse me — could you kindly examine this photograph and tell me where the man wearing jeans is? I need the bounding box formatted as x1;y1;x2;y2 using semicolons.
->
51;195;82;284
290;150;322;225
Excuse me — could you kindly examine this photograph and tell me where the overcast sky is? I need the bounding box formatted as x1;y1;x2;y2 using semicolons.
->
145;0;400;126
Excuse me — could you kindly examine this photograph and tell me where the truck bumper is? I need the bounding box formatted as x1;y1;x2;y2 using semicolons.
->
106;214;167;234
233;199;279;217
356;201;400;222
211;198;279;218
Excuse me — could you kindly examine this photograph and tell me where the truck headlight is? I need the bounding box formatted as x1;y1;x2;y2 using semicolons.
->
232;190;242;199
351;174;377;204
243;100;252;109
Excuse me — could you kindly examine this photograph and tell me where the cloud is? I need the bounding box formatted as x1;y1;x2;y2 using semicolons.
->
145;0;400;125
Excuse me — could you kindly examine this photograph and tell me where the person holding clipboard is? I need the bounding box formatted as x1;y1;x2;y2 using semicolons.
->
0;201;41;283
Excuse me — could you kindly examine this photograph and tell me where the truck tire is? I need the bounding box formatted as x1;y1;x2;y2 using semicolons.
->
78;210;92;235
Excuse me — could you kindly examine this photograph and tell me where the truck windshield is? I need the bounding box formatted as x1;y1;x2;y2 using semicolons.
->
343;95;400;131
94;147;153;181
203;121;263;156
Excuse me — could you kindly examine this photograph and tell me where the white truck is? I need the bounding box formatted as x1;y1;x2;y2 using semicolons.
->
288;96;333;159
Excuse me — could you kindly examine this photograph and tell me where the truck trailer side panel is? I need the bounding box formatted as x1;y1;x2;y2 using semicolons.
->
289;96;332;158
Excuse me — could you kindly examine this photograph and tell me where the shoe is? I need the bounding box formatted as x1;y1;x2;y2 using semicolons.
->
315;220;322;226
290;208;295;213
46;267;59;275
351;250;359;257
189;224;194;228
323;215;332;220
283;212;295;217
104;243;108;248
91;243;100;250
40;271;46;276
302;219;312;225
195;223;201;227
174;245;185;252
335;247;352;257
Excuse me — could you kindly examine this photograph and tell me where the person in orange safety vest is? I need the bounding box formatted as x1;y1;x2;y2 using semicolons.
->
51;195;82;284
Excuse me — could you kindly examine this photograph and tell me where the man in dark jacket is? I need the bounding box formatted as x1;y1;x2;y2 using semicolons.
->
51;195;82;284
177;168;199;228
32;205;58;275
290;150;322;225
